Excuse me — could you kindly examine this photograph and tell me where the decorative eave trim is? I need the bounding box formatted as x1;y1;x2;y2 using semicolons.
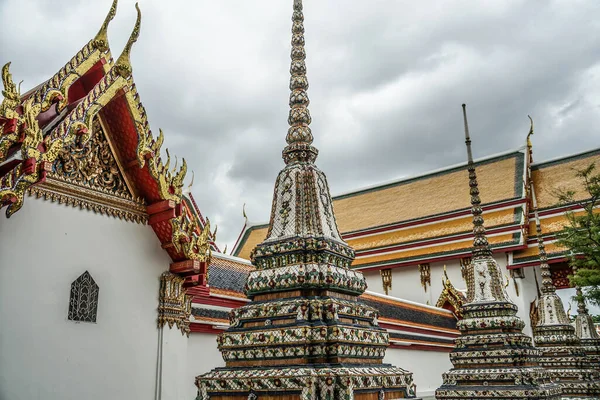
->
353;239;525;272
531;147;600;170
355;221;523;257
354;230;523;266
509;254;568;269
344;198;525;240
28;175;147;223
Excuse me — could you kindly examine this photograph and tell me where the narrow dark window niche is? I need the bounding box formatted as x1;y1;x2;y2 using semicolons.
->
68;271;99;323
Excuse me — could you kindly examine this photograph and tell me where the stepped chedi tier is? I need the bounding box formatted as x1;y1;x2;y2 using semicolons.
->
574;285;600;367
195;1;417;399
530;183;600;398
435;105;561;400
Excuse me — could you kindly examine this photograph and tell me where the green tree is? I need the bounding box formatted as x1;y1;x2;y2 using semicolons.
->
555;163;600;306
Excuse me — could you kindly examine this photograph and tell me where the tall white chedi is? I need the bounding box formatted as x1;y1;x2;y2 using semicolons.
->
195;2;417;399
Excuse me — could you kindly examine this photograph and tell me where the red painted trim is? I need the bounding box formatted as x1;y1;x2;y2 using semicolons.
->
148;209;177;225
529;203;590;217
343;198;525;239
378;322;459;339
389;343;453;352
190;290;248;309
147;200;175;215
231;222;249;256
508;256;568;269
356;243;527;272
527;235;558;244
356;224;521;257
190;323;220;334
187;285;210;297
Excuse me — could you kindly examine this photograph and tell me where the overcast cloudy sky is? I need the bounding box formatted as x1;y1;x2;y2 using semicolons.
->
1;0;599;249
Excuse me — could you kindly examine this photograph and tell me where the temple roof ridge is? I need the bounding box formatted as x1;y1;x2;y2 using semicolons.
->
211;250;254;266
333;145;527;200
531;146;600;169
20;0;119;111
364;289;455;315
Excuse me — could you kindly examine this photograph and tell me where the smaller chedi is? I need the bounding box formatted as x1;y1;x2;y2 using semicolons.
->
530;183;600;398
195;1;417;399
435;105;561;400
574;285;600;366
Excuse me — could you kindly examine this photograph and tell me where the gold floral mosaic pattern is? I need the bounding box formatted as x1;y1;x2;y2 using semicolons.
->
51;118;130;197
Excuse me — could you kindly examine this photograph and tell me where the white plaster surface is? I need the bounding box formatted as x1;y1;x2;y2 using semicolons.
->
187;332;225;399
363;255;541;337
0;198;171;400
159;326;190;400
384;346;452;397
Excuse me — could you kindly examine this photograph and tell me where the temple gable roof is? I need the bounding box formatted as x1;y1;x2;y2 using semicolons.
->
0;0;215;288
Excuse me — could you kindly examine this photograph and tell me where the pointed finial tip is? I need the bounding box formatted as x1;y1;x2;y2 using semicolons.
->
93;0;118;52
114;2;141;77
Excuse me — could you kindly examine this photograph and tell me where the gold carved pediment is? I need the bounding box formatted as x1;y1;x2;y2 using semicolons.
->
28;117;147;223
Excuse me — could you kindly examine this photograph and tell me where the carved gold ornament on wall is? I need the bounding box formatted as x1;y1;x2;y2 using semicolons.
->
171;214;214;265
158;272;192;336
54;119;129;196
380;269;392;295
418;263;431;292
435;265;465;319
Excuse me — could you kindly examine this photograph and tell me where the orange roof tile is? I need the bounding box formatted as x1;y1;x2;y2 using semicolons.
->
532;150;600;209
333;153;523;233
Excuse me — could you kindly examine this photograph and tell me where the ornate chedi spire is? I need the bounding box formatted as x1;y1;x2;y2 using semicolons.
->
530;183;600;397
436;105;561;400
195;2;416;399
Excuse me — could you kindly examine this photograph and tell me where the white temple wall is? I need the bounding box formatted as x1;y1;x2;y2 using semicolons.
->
362;259;466;306
0;198;171;400
384;347;451;398
362;254;539;333
158;326;190;400
187;332;225;398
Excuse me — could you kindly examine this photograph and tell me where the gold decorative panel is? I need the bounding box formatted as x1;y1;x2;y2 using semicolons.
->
380;269;392;295
158;272;192;336
28;117;147;223
418;263;431;292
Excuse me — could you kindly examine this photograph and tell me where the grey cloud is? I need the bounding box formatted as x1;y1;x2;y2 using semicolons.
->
1;0;599;250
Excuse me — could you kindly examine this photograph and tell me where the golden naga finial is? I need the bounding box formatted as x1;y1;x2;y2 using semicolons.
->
187;170;195;191
526;115;534;149
442;265;450;284
0;62;21;119
164;148;171;171
20;98;43;160
242;203;248;223
115;3;141;78
145;129;188;202
93;0;118;52
223;244;228;254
